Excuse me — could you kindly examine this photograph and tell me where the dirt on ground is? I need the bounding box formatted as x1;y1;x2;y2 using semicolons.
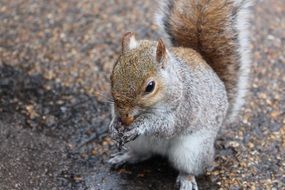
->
0;0;284;190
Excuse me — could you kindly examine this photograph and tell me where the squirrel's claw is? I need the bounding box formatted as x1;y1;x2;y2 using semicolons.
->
109;118;141;148
109;119;125;145
121;129;140;145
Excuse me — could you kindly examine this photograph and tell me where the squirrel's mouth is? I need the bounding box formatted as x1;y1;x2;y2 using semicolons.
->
119;115;135;127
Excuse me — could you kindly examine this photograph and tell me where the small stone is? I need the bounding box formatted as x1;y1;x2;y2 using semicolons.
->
248;142;255;149
271;111;279;119
92;149;97;156
26;105;38;119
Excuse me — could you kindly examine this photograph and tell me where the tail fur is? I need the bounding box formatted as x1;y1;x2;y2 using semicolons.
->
156;0;251;122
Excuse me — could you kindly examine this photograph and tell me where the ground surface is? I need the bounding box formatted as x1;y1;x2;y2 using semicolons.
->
0;0;284;190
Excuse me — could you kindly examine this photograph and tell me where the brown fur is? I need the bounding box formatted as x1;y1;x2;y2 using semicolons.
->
111;41;157;106
172;47;206;70
164;0;242;106
111;40;166;122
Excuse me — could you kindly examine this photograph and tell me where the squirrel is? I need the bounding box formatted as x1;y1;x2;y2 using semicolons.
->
108;0;251;189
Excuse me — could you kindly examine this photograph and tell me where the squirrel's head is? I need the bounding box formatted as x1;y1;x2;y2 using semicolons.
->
111;32;176;126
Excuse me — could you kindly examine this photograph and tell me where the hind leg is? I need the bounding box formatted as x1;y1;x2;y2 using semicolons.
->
169;131;216;190
176;173;198;190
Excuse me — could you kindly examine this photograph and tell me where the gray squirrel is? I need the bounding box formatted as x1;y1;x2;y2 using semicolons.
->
108;0;251;189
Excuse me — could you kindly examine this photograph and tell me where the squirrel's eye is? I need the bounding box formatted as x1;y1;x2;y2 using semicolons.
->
145;81;155;93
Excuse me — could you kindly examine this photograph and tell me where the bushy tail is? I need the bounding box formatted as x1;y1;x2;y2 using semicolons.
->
156;0;251;121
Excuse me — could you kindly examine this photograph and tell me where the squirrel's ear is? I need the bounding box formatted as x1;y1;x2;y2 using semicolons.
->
121;32;138;53
156;39;167;68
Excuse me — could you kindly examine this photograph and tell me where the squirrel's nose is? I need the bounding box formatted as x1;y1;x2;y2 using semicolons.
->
120;114;134;126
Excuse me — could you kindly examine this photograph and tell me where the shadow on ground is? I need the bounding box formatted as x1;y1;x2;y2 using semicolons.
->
0;64;217;189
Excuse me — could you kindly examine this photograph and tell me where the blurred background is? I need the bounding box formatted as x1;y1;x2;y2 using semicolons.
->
0;0;284;189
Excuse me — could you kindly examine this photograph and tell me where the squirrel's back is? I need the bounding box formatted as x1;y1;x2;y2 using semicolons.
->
156;0;251;122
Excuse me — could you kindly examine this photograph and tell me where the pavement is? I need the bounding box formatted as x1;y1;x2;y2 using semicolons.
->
0;0;284;189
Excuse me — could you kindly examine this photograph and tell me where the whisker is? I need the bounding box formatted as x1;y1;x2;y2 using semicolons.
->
95;91;115;103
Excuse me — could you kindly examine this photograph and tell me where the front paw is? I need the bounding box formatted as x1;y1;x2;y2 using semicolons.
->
109;118;142;147
121;128;140;145
109;119;124;139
